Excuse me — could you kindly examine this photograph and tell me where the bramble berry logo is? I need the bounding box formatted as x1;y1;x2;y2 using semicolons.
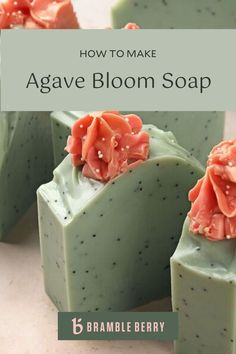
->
58;313;177;340
71;317;165;335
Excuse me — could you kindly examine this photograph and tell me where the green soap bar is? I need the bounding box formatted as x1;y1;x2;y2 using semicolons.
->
51;111;224;167
51;111;87;167
0;112;53;241
112;0;236;29
171;218;236;354
37;126;204;311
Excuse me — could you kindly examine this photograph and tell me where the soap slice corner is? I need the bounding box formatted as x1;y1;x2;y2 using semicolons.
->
171;218;236;354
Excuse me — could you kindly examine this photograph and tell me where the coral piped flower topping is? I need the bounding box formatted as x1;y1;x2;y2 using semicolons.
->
188;139;236;241
65;111;149;182
123;23;140;30
0;0;79;29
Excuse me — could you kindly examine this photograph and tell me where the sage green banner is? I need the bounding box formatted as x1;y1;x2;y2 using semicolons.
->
1;30;236;111
58;312;178;340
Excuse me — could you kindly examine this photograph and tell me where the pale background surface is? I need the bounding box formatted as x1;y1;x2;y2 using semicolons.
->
1;1;236;353
74;0;117;28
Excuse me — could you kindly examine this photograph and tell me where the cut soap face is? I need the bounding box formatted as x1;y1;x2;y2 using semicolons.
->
0;112;53;241
51;111;225;167
112;0;236;29
171;218;236;354
37;125;204;311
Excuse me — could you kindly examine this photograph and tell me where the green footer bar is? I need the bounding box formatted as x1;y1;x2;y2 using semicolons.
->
58;312;178;340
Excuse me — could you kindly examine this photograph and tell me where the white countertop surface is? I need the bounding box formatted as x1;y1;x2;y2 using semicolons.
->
74;0;117;28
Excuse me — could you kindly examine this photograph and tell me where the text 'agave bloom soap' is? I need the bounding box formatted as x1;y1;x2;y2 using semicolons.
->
0;0;79;29
171;139;236;354
37;111;203;312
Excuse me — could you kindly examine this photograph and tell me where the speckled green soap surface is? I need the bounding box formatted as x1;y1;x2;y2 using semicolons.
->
51;111;224;167
129;112;224;165
0;112;53;241
51;111;86;166
37;126;204;311
171;218;236;354
112;0;236;29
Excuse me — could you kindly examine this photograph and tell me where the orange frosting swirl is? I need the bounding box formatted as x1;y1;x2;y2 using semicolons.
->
0;0;79;29
188;139;236;241
105;22;140;30
65;111;150;182
123;23;140;30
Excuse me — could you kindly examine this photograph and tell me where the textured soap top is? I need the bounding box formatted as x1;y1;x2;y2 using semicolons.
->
47;124;202;220
0;0;79;29
188;139;236;241
65;111;150;182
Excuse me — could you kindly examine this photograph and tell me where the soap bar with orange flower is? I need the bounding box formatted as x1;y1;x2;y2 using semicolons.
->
171;139;236;354
37;111;203;311
51;111;224;167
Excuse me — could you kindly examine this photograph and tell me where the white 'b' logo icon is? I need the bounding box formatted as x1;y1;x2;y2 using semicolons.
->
72;317;83;335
